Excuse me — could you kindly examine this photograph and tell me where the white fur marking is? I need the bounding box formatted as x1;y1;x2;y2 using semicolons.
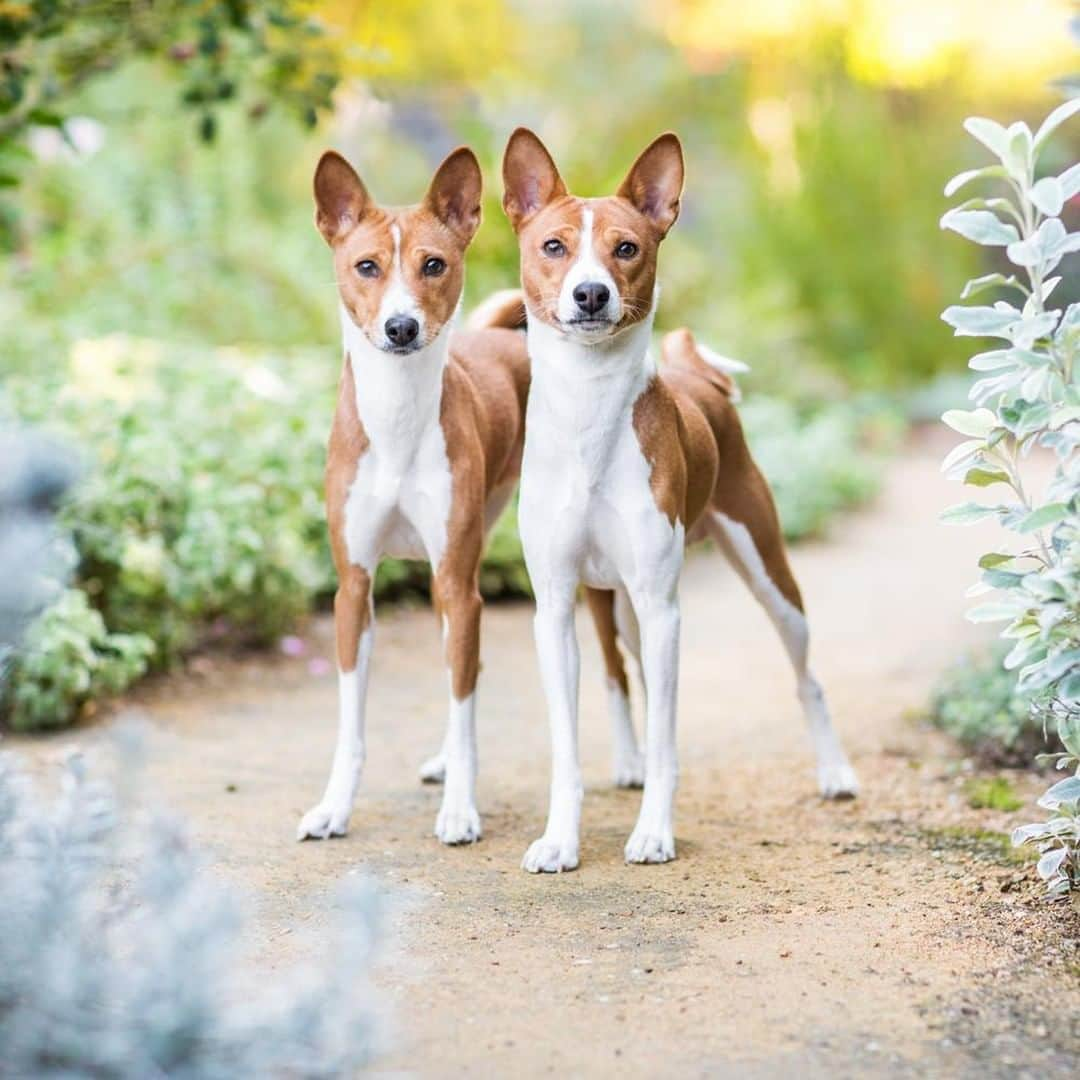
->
435;691;481;844
608;678;644;789
298;626;374;839
377;224;425;344
557;205;622;327
520;291;684;869
710;512;858;798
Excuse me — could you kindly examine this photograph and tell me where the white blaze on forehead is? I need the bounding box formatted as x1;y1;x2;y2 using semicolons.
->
557;204;622;325
377;223;425;340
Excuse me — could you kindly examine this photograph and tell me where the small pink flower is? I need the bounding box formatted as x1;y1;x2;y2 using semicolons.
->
279;635;306;658
307;657;333;677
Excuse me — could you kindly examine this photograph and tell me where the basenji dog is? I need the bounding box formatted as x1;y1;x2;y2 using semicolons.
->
501;128;859;872
298;147;529;845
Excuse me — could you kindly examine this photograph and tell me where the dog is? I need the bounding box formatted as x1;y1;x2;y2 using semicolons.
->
500;128;859;872
298;147;529;845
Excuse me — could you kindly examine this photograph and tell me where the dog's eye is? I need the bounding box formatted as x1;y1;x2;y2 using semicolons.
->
614;241;639;259
355;259;379;278
421;256;447;277
543;238;566;257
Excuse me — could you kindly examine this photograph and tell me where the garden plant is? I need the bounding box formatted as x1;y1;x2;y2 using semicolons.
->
940;99;1080;901
0;743;379;1075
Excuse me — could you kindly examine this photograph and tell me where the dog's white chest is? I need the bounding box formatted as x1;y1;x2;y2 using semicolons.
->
344;427;452;568
338;320;454;573
520;386;676;593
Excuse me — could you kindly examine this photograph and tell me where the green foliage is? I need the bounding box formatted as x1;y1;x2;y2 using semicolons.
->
0;747;378;1074
930;647;1050;766
4;589;153;732
939;100;1080;899
0;0;340;194
2;331;883;730
739;397;888;540
964;776;1023;812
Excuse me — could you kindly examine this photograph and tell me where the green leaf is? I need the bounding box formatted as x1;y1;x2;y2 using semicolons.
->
940;438;983;475
968;349;1017;371
964;467;1010;487
1059;162;1080;200
1017;502;1071;532
1006;217;1066;267
960;273;1024;300
1030;176;1064;217
1039;775;1080;808
978;552;1014;569
941;304;1018;337
940;209;1019;246
1003;121;1033;183
942;407;996;437
963;116;1010;159
943;165;1008;197
1032;97;1080;152
966;601;1021;622
941;501;999;525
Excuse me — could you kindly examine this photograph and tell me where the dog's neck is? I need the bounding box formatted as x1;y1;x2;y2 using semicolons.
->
524;300;657;439
340;304;452;452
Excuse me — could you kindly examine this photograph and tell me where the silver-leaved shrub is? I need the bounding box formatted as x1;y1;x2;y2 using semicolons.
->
0;747;380;1075
940;100;1080;901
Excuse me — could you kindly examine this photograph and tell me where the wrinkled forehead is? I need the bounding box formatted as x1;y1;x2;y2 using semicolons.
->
338;204;460;257
522;195;652;241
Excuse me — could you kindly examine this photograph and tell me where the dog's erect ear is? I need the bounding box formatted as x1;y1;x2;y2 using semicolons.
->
616;133;684;237
313;151;370;245
423;146;483;243
502;127;567;231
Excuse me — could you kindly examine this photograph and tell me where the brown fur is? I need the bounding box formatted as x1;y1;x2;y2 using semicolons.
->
502;128;804;620
584;587;629;696
317;149;530;690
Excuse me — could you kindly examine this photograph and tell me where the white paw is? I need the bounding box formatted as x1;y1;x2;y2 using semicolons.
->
624;824;675;864
521;835;579;873
297;800;351;840
418;752;446;785
435;800;482;845
612;749;645;789
818;759;859;800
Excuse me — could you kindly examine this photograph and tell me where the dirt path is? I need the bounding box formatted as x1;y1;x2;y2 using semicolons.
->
10;431;1080;1077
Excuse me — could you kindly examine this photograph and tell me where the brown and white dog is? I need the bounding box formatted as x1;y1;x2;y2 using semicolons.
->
501;129;859;872
298;147;529;845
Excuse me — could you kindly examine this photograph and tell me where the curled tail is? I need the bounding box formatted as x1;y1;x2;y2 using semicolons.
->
660;327;748;402
466;289;527;331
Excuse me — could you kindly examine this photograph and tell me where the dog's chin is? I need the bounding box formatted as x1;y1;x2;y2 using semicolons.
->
373;337;424;357
558;316;619;343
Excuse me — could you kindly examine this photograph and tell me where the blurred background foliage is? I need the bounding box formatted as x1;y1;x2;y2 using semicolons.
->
2;0;1078;727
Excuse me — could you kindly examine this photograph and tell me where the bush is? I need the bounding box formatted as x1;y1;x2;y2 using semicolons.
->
938;100;1080;899
4;589;154;732
740;397;889;540
930;647;1053;766
2;334;884;731
0;746;379;1076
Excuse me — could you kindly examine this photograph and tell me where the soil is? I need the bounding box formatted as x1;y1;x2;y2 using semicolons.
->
9;429;1080;1078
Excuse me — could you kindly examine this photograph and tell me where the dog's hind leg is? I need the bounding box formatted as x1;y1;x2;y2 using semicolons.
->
707;480;858;799
585;587;644;788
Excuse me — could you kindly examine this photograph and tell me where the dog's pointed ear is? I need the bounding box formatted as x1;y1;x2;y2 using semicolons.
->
502;127;567;231
423;146;483;243
314;151;370;245
616;133;684;237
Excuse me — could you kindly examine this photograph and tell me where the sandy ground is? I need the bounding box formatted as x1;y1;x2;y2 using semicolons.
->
9;430;1080;1077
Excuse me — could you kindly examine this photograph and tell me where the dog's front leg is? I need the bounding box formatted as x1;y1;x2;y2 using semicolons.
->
432;572;483;844
298;566;373;840
522;585;582;872
625;587;680;864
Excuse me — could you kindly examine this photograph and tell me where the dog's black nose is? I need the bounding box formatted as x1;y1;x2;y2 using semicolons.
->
385;315;420;347
572;281;610;316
